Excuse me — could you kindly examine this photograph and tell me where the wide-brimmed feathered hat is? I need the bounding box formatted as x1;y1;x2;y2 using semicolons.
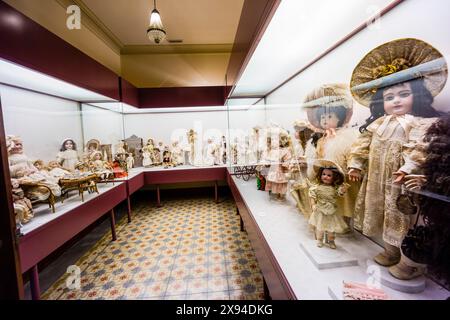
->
350;38;448;107
302;83;353;129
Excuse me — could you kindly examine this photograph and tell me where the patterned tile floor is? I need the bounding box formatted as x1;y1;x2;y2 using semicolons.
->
42;196;265;300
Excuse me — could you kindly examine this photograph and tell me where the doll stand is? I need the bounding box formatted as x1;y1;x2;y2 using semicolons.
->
299;240;359;270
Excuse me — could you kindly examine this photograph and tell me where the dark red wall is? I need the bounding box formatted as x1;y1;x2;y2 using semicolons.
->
138;86;230;108
0;1;120;101
120;77;139;107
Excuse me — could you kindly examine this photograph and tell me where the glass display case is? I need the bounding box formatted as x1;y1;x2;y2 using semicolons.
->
225;0;450;300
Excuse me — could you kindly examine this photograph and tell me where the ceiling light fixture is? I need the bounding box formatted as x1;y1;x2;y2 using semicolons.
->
147;0;166;44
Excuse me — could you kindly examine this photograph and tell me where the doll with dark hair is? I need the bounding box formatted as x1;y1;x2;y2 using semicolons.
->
308;160;349;249
348;38;447;269
303;84;360;226
389;114;450;282
57;138;79;171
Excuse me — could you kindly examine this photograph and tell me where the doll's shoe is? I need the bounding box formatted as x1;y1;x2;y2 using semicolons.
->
374;244;400;267
388;258;425;280
328;241;337;249
317;240;324;248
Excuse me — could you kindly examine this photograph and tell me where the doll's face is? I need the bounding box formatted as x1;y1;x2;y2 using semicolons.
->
320;112;340;129
280;135;289;147
10;141;23;154
321;168;334;185
64;140;74;150
94;153;102;160
383;82;413;116
48;161;59;169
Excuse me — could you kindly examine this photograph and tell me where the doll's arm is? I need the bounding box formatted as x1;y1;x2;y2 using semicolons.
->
308;186;318;212
399;118;435;175
337;183;350;197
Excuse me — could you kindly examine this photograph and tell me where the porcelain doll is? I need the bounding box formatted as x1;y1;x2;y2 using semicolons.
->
89;151;113;180
204;138;217;166
115;141;127;155
265;128;292;200
85;139;100;161
187;129;197;166
347;38;445;267
220;135;227;165
162;147;172;168
157;142;164;164
7;136;61;198
11;178;34;224
126;153;134;171
142;146;152;167
303;84;360;227
152;146;161;166
255;135;272;191
56;138;79;171
289;120;315;218
170;140;183;166
34;160;62;183
308;160;349;249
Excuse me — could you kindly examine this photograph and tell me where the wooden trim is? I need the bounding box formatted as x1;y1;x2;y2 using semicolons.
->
0;96;24;299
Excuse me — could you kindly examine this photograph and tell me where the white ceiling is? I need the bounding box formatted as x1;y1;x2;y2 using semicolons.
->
82;0;245;45
231;0;395;98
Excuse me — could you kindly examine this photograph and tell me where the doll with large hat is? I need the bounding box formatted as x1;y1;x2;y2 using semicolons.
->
347;38;447;280
301;84;360;226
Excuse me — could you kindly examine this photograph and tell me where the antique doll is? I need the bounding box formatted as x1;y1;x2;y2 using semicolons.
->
11;178;34;224
126;153;134;171
142;146;152;167
388;115;450;282
302;84;360;226
347;38;445;267
85;139;100;160
170;140;183;166
265;128;292;200
7;136;61;198
204;138;217;166
152;146;161;166
220;135;227;165
56;138;79;171
162;147;172;168
47;160;72;179
255;135;271;191
308;160;349;249
187;129;197;166
115;141;127;155
112;160;127;178
290;120;315;218
157;142;164;163
89;151;113;180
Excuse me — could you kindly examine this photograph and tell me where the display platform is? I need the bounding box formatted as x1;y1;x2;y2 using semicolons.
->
21;182;123;236
230;173;450;300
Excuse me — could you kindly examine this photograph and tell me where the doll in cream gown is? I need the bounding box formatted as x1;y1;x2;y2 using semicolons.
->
347;38;446;268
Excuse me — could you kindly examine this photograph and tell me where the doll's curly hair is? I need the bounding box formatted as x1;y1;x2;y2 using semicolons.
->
416;114;450;287
316;166;344;186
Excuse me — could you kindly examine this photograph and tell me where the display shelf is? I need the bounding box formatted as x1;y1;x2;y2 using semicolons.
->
228;172;450;300
20;182;121;236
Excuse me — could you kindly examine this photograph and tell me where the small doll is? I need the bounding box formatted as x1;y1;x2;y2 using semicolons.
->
89;151;113;180
47;160;72;179
187;129;197;165
126;153;135;171
265;128;292;200
157;142;164;164
308;160;349;249
142;146;152;167
11;178;34;224
170;140;183;166
56;138;79;171
152;146;161;166
255;135;272;191
220;135;227;165
112;161;128;178
348;38;445;267
204;138;216;166
162;147;172;169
